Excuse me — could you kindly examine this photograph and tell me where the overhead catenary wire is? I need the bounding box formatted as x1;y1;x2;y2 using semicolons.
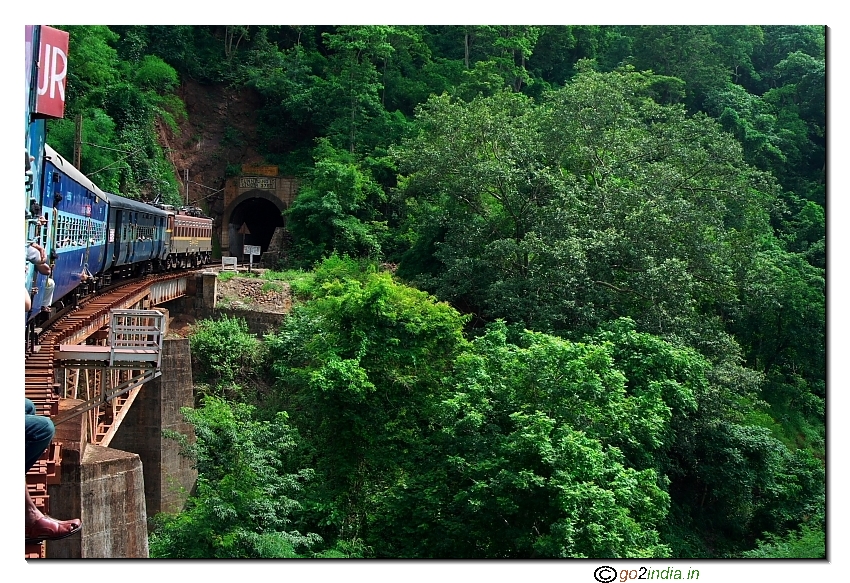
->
75;138;226;205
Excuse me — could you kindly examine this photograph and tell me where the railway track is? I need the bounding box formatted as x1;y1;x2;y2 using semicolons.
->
24;269;201;558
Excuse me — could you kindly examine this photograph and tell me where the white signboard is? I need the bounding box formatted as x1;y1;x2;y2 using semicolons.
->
243;245;261;256
221;257;238;271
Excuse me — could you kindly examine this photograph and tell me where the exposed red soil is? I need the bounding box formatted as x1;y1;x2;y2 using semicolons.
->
157;78;266;218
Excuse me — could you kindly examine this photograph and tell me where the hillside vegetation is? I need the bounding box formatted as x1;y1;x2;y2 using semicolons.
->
50;25;825;559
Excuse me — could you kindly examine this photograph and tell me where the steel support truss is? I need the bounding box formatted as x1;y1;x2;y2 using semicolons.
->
53;309;166;446
53;364;161;446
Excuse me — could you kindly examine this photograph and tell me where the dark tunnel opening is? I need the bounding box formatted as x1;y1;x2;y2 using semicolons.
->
227;197;285;258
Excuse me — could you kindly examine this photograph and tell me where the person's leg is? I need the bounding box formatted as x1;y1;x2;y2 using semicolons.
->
24;399;81;542
25;399;54;472
41;277;55;311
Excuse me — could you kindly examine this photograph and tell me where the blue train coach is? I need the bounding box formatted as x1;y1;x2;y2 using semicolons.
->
28;145;109;320
102;191;170;278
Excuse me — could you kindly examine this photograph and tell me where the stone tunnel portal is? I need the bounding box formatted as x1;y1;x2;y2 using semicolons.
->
227;195;285;258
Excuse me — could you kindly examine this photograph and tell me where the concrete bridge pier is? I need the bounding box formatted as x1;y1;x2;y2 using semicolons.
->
45;338;198;558
109;338;198;517
46;402;149;558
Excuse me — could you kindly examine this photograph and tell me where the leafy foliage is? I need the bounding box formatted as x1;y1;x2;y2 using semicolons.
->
286;141;387;264
256;260;823;558
50;25;824;560
741;517;825;558
373;321;676;558
189;315;263;388
396;68;780;355
50;25;186;204
149;398;319;558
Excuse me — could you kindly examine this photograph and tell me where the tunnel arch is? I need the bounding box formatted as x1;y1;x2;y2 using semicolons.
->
223;189;286;257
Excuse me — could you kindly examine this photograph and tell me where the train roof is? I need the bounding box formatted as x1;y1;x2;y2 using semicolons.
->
44;144;108;203
173;213;213;224
103;191;170;216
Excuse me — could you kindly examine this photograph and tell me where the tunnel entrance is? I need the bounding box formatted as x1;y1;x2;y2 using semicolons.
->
227;196;285;258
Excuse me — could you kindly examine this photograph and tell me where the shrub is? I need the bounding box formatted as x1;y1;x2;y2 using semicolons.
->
190;316;262;386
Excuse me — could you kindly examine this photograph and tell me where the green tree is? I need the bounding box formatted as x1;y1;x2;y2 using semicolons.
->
321;26;397;154
393;67;824;556
626;26;731;111
371;321;675;558
50;25;186;204
396;68;779;350
149;398;320;558
286;141;388;264
265;258;468;551
741;512;825;559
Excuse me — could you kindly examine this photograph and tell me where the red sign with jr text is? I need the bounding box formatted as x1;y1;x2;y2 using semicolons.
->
35;26;69;119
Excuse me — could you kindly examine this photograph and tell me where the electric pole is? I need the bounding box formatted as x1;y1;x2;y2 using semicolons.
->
73;114;82;168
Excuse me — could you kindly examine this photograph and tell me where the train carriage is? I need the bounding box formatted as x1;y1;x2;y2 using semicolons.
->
28;145;109;320
103;192;170;278
168;208;213;268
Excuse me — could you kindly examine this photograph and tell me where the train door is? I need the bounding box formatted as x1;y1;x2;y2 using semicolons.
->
166;214;174;255
126;212;137;265
114;209;127;266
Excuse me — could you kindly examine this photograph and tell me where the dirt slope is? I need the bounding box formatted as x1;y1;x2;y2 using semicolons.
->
157;79;266;218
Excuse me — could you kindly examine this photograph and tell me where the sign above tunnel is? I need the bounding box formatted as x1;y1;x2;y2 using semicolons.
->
239;177;275;190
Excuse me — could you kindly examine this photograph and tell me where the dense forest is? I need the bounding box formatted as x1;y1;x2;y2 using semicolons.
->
49;25;826;559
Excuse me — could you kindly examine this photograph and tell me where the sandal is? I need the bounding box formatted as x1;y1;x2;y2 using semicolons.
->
25;515;82;544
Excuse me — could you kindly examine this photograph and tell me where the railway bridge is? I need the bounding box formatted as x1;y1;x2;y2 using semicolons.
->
25;270;220;559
